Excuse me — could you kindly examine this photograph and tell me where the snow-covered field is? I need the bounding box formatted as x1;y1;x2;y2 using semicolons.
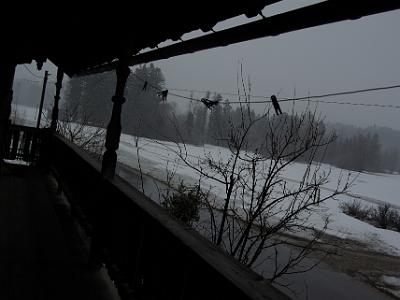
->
382;275;400;298
10;104;400;257
10;104;47;127
117;134;400;257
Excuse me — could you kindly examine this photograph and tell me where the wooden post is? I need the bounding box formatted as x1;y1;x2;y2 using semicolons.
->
50;68;64;131
36;70;49;128
0;62;16;174
101;61;130;179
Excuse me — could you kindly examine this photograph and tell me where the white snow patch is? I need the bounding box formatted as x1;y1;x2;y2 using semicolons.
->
15;104;400;256
381;276;400;298
3;159;30;166
382;276;400;287
116;135;400;256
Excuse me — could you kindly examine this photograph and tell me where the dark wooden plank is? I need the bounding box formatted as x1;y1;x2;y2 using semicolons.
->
50;133;290;300
77;0;400;76
0;164;121;300
10;129;20;160
22;130;32;161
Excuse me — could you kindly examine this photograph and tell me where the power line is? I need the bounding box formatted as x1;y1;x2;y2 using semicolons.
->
23;65;42;79
16;77;57;85
16;78;42;84
169;92;400;109
279;84;400;102
170;91;202;103
284;99;400;109
23;65;56;83
171;84;400;102
132;73;202;103
132;72;400;109
170;88;267;99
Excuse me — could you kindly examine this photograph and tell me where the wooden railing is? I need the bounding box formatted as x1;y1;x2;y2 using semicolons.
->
5;124;43;163
9;125;289;300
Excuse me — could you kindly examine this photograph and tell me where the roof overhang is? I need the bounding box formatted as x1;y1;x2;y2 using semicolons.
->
3;1;277;76
76;0;400;76
4;1;400;77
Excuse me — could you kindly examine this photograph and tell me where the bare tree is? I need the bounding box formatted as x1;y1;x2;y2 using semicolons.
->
163;78;352;284
132;117;145;194
53;102;106;159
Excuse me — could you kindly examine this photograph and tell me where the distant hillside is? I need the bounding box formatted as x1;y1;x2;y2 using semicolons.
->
12;78;55;110
326;122;400;151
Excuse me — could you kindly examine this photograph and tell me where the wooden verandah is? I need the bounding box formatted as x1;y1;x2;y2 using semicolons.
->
0;124;289;300
1;1;400;299
0;162;119;300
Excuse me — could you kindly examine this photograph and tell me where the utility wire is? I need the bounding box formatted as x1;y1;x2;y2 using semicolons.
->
279;84;400;102
171;84;400;102
132;73;400;109
23;65;56;83
132;73;202;103
170;88;267;99
23;65;42;79
16;78;42;84
284;99;400;109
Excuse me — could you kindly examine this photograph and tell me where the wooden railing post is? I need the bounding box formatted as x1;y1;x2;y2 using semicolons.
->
101;61;130;179
50;67;64;131
0;62;16;174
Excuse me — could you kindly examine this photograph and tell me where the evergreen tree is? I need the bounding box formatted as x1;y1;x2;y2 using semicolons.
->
207;93;223;144
367;133;382;172
63;64;175;140
184;109;194;143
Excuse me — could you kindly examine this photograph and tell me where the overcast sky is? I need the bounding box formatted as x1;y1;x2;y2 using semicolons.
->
15;0;400;130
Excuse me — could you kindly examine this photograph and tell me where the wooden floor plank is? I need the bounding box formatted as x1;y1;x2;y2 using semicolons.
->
0;163;121;300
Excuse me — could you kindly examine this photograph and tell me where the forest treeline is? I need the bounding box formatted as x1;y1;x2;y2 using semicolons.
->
62;64;400;174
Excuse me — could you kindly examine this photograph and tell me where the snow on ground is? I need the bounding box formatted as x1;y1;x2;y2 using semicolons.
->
11;104;48;127
381;276;400;298
9;105;400;257
3;159;30;166
118;134;400;256
382;276;400;287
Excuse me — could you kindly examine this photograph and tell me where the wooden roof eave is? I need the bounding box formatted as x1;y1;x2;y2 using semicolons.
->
74;0;400;77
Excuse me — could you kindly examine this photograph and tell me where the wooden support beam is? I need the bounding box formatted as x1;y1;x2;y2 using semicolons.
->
101;61;130;179
0;62;16;174
50;68;64;131
36;71;49;129
76;0;400;76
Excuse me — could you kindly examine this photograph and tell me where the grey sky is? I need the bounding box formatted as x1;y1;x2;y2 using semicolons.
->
15;0;400;130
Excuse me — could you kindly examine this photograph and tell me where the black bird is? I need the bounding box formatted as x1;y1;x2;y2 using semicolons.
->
271;95;283;115
158;90;169;101
201;98;219;109
142;81;148;92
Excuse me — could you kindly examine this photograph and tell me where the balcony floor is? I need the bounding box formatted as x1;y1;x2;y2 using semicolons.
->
0;162;120;300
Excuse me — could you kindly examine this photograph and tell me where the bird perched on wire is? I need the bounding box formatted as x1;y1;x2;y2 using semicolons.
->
141;81;148;92
270;95;283;115
158;90;168;101
201;98;219;109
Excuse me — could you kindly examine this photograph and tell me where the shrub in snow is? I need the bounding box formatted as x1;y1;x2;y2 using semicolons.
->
340;200;370;220
341;200;400;233
161;182;203;226
373;203;393;229
388;209;400;232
